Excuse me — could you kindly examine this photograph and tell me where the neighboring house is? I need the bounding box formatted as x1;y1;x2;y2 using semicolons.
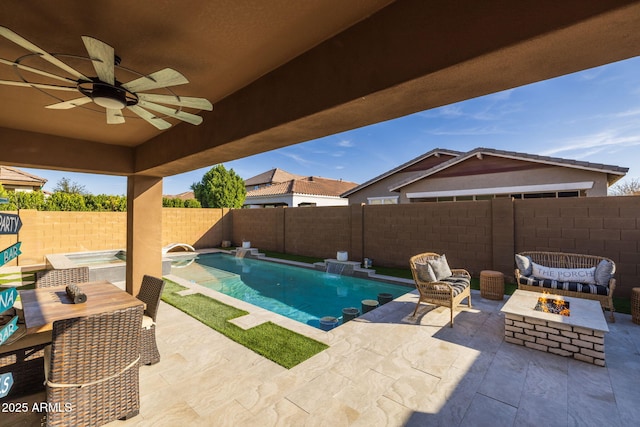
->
244;171;358;208
243;168;305;192
0;166;47;192
343;147;628;204
341;149;461;204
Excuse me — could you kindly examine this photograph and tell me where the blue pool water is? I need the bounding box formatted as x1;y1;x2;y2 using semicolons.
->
170;253;411;329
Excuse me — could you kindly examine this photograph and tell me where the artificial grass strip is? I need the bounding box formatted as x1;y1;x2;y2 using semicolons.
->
161;280;328;369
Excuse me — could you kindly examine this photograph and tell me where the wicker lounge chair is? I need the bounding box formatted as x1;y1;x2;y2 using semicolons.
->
35;267;90;288
409;252;472;327
136;275;165;365
45;305;143;426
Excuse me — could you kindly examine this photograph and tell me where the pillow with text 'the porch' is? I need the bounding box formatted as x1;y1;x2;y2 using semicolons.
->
531;262;596;284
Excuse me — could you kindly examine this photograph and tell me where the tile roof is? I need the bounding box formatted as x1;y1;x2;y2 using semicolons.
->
246;176;358;197
244;168;305;187
164;191;195;200
0;166;47;185
389;147;629;191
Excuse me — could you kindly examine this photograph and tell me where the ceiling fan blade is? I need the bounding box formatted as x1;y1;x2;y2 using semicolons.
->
0;58;77;84
0;26;88;81
127;105;171;130
106;108;125;124
81;36;114;85
137;100;203;125
137;93;213;111
0;79;77;91
122;68;188;93
45;97;92;109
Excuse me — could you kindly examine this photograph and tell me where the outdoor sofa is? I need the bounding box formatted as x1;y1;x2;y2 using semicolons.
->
515;251;616;322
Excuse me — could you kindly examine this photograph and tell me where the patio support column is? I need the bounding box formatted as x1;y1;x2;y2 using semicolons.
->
126;175;163;296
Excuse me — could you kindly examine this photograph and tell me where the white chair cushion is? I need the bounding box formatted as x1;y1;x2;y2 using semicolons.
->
142;315;155;330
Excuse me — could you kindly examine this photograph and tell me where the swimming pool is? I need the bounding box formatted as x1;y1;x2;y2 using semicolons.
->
170;252;412;329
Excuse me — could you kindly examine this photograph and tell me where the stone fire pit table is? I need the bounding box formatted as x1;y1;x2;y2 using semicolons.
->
501;290;609;366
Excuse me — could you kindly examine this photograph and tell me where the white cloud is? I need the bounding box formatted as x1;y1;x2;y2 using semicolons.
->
427;125;510;136
337;139;354;147
278;152;317;167
541;129;640;158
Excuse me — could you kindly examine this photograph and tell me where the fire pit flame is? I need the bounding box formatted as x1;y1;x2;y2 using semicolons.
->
534;293;570;316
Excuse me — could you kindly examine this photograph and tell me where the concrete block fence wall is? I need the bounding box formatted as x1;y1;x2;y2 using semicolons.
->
3;195;639;298
233;196;640;298
4;208;226;267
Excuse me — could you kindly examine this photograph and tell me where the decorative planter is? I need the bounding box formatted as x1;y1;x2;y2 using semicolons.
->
336;251;348;262
242;241;251;249
361;299;379;313
378;293;393;305
319;316;339;331
342;307;359;323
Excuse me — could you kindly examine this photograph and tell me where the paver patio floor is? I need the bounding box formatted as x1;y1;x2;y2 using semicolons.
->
5;277;639;426
117;276;640;427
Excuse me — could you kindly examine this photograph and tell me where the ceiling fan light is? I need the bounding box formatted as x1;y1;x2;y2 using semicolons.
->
93;95;126;109
91;84;127;109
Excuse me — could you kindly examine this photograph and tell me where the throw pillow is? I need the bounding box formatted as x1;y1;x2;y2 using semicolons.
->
595;259;615;287
427;254;453;281
531;262;596;284
415;261;437;282
515;254;532;276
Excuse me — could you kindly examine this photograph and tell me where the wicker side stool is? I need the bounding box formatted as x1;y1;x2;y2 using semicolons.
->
632;288;640;325
480;270;504;300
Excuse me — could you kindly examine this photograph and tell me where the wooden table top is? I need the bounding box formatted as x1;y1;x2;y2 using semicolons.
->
20;281;144;334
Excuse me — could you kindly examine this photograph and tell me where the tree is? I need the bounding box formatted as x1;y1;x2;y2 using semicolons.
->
45;192;87;211
183;198;201;208
53;177;87;195
0;185;46;211
162;197;185;208
84;194;127;211
609;178;640;196
191;165;246;208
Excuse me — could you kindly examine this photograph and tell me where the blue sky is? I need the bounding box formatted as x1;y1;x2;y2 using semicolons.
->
24;56;640;196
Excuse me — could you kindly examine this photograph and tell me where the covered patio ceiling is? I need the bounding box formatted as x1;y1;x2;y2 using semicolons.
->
1;0;639;180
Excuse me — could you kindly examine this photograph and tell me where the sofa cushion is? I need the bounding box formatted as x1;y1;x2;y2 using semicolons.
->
518;275;609;296
515;254;532;276
595;259;615;287
531;262;596;284
427;254;453;281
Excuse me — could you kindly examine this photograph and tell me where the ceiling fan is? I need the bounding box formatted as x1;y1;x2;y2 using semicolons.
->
0;26;213;129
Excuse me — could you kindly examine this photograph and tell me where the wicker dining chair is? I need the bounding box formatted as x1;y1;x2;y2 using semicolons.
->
136;275;166;365
35;267;90;288
45;305;143;426
0;327;50;398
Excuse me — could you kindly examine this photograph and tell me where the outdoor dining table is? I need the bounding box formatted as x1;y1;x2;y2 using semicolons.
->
20;280;144;334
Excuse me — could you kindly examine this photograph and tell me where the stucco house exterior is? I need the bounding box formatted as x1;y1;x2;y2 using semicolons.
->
343;147;628;204
0;166;47;192
244;169;357;208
